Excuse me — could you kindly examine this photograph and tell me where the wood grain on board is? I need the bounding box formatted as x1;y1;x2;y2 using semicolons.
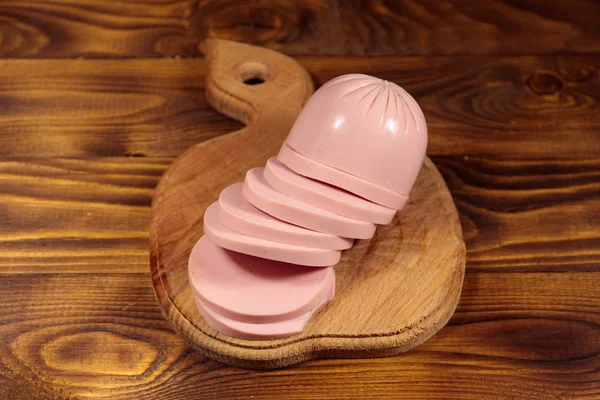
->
0;271;598;399
0;54;598;157
0;0;599;57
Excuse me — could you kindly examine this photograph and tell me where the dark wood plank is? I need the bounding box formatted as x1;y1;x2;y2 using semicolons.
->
0;271;598;399
0;58;242;157
0;55;598;157
0;157;169;273
1;0;599;57
434;156;600;272
305;54;600;156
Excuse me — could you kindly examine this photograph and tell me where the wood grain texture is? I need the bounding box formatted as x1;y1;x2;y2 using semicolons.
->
4;156;598;275
0;0;599;57
0;157;169;273
0;0;597;392
1;155;599;394
305;54;600;156
0;54;598;157
0;58;242;157
0;272;598;399
433;156;600;273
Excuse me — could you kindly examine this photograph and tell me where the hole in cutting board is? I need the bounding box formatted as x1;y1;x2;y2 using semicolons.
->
244;77;265;85
237;62;269;86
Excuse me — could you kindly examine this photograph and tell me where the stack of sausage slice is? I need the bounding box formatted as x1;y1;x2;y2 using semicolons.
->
188;74;428;340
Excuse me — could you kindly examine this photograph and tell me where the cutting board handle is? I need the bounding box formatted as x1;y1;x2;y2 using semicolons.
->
200;39;314;143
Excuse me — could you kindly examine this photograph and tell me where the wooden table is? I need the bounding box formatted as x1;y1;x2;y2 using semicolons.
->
1;1;598;399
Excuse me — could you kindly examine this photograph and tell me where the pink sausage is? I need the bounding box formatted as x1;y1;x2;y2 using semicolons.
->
218;183;353;250
264;157;396;224
188;235;335;324
204;202;341;267
195;274;334;340
243;168;377;239
278;143;407;210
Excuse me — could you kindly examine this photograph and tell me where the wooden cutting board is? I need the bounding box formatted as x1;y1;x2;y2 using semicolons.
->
149;39;466;369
